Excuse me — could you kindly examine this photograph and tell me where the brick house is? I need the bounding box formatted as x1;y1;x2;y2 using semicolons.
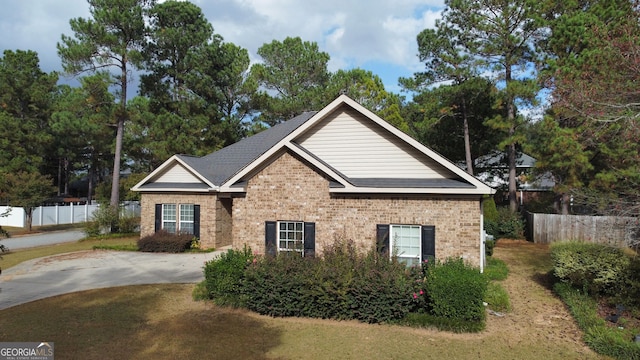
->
132;95;495;269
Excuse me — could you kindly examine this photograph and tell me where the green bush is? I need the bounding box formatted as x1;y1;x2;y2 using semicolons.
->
620;256;640;307
485;207;524;239
137;230;193;253
84;205;118;237
550;241;630;296
483;197;499;223
204;247;254;307
116;212;139;234
242;239;416;324
485;239;495;257
555;282;640;360
425;258;488;323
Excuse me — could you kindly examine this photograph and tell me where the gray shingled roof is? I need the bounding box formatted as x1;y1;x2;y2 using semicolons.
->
177;111;317;186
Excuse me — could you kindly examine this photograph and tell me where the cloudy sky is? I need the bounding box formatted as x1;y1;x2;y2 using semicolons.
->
0;0;444;95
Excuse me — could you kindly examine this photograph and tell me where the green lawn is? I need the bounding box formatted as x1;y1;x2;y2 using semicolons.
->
0;240;606;359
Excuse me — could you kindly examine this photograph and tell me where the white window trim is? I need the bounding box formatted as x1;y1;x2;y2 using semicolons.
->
162;204;176;233
390;224;422;266
179;204;195;234
162;203;195;235
277;220;304;256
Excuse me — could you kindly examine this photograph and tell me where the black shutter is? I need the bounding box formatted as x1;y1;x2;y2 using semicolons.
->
154;204;162;232
265;221;277;256
193;205;200;238
376;224;390;255
421;225;435;263
303;222;315;258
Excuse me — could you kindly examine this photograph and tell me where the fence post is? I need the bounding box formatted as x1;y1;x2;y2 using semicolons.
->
71;203;74;224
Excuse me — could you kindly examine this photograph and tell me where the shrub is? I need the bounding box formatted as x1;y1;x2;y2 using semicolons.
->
620;256;640;307
116;212;139;234
483;197;499;223
137;230;193;253
550;241;630;296
204;247;254;307
485;239;495;257
242;239;416;324
425;258;487;324
84;205;118;237
485;207;524;239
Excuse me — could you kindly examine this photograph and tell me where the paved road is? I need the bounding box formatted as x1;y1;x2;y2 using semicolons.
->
0;250;223;310
1;230;86;250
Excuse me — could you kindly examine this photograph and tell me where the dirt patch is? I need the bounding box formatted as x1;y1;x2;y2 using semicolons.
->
34;250;107;265
485;240;597;355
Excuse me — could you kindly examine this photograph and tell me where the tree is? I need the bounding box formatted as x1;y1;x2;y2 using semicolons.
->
443;0;545;211
404;77;505;171
50;74;115;202
400;23;482;174
536;0;640;225
58;0;154;211
0;171;56;231
250;37;330;126
324;68;408;132
0;50;57;174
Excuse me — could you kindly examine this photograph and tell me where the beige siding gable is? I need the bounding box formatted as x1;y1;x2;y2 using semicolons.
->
296;106;454;179
152;163;203;184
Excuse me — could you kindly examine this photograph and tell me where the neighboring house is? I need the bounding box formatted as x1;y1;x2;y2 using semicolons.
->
473;150;555;206
132;95;495;269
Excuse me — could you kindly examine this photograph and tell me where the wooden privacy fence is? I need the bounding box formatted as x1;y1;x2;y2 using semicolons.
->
525;212;638;246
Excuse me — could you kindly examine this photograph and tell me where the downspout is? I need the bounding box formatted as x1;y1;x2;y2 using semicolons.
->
479;197;485;274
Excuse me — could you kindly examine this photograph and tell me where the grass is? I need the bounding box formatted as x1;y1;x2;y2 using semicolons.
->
0;239;607;359
0;236;138;270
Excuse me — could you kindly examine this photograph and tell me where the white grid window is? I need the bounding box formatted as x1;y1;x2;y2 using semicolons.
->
391;224;421;266
179;204;194;234
162;204;177;233
278;221;304;254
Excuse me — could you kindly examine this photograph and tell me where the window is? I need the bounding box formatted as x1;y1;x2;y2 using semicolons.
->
265;221;315;257
162;204;176;233
155;204;200;238
377;224;435;266
278;221;304;254
180;204;194;234
391;224;421;266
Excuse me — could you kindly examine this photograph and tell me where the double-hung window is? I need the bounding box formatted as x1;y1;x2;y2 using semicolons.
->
278;221;304;254
155;204;200;238
391;224;422;266
265;221;315;257
179;204;195;234
162;204;177;233
377;224;435;266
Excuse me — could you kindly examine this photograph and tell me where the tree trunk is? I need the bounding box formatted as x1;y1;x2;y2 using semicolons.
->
461;97;474;175
506;64;518;213
561;193;570;215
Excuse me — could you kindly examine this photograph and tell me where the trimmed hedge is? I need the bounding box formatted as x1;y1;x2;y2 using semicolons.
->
242;240;416;323
137;230;193;253
550;241;630;297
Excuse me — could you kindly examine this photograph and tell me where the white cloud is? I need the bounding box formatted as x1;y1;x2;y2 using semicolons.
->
1;0;445;93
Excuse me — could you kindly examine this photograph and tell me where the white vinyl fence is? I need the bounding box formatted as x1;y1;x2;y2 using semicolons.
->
0;202;140;228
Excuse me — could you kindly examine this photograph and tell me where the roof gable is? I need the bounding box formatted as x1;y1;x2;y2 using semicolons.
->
133;95;495;195
295;104;453;179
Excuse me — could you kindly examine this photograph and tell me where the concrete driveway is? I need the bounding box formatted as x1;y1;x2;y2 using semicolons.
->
0;250;223;310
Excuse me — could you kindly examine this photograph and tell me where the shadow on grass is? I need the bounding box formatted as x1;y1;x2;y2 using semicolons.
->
0;284;282;360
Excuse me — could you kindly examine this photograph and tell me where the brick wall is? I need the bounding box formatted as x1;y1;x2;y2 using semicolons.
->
232;151;483;266
140;193;219;249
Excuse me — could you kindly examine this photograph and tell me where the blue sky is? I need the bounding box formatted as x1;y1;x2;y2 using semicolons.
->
0;0;445;97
